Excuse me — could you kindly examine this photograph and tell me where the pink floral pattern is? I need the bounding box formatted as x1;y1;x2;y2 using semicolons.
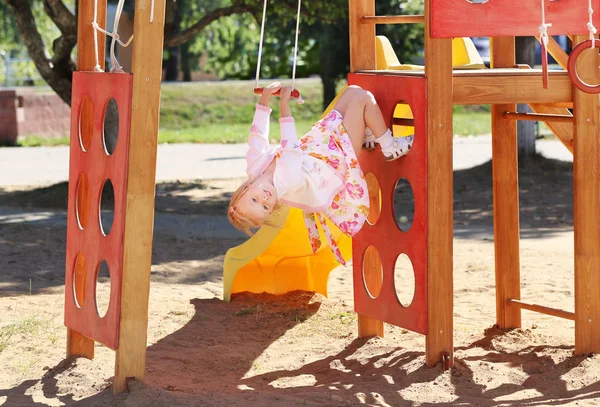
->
300;110;370;265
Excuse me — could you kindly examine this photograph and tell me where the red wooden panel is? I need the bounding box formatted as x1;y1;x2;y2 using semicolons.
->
64;72;132;350
349;73;428;335
431;0;600;38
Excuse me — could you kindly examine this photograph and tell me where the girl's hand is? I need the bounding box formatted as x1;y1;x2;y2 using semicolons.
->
280;86;293;118
259;82;282;107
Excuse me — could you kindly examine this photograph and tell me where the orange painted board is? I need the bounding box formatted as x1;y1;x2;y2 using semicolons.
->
349;73;428;335
64;72;133;350
430;0;600;38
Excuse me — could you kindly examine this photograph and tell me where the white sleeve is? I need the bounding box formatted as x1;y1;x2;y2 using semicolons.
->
273;117;305;194
246;104;272;173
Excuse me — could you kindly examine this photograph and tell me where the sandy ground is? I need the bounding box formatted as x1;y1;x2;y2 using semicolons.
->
2;155;600;407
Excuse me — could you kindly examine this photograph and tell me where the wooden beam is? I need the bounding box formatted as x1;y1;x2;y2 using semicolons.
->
361;15;425;25
503;111;573;124
349;0;375;72
67;0;108;362
113;0;166;395
572;35;600;356
453;73;573;105
509;299;575;321
425;0;453;369
529;104;574;153
490;36;521;330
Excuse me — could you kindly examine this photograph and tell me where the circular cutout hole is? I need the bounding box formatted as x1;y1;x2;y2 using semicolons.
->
393;178;415;232
392;101;414;138
73;252;86;308
99;179;115;236
79;96;93;152
362;246;383;299
96;260;111;318
394;253;415;307
365;173;381;225
103;97;119;155
75;173;90;230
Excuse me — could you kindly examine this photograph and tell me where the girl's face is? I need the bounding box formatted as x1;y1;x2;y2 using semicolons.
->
237;179;277;225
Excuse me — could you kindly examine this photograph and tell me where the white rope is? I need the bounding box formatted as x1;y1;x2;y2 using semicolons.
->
538;0;552;51
588;0;597;48
255;0;303;103
255;0;268;89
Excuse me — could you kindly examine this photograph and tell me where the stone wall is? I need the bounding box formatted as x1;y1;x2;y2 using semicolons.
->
0;88;70;145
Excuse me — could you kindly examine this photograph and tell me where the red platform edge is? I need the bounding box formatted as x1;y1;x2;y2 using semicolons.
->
64;71;133;350
348;73;428;335
431;0;600;38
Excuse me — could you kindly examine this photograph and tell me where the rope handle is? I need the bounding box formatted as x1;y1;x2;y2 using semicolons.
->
253;87;301;99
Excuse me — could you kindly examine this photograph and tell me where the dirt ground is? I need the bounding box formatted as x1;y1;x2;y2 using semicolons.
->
2;155;600;407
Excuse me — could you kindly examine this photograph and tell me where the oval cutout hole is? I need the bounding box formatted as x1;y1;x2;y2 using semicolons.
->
394;253;415;308
362;246;383;299
365;173;382;225
96;260;111;318
79;96;93;152
99;179;115;236
103;97;119;155
73;252;86;308
392;101;414;139
466;0;489;3
76;173;90;230
394;178;415;232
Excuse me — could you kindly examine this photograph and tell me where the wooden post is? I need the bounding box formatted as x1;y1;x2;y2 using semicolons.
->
572;35;600;356
113;0;166;394
67;0;108;361
349;0;375;72
490;37;521;329
349;0;383;339
424;0;453;368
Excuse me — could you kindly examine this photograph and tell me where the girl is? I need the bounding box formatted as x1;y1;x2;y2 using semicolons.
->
227;83;413;264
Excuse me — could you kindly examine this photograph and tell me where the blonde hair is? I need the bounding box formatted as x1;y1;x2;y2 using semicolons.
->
228;178;280;236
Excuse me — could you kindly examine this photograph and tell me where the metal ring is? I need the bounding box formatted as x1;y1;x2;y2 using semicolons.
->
568;39;600;94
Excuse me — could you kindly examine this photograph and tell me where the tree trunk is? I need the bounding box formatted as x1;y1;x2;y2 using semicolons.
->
515;36;537;156
319;25;337;110
181;42;192;82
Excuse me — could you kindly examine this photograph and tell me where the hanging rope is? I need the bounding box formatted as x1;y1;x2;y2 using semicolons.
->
92;0;157;73
539;0;552;89
254;0;304;103
588;0;598;48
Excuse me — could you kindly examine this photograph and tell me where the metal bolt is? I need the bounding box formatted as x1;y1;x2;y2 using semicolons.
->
146;78;150;82
587;118;591;122
130;353;134;356
440;330;443;334
439;123;443;127
589;319;592;323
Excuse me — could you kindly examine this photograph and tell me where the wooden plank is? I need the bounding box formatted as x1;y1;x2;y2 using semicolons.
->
359;68;568;77
572;35;600;356
113;0;166;395
425;0;453;368
66;0;108;361
503;112;573;124
361;15;424;25
357;180;383;338
529;104;574;153
490;37;521;330
430;0;600;38
349;0;375;72
453;74;573;105
509;299;575;321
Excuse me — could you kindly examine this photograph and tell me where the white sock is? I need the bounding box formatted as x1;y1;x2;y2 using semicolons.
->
365;127;374;138
375;129;394;149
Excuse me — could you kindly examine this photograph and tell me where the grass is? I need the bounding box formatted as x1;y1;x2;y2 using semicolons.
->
14;79;499;147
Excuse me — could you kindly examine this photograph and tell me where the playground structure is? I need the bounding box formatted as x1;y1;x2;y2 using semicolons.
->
225;0;600;371
64;0;165;394
62;0;600;397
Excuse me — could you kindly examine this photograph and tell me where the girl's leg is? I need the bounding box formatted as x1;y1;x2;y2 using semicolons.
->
333;86;388;155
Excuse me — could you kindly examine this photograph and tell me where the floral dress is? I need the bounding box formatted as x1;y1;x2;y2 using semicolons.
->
298;110;370;265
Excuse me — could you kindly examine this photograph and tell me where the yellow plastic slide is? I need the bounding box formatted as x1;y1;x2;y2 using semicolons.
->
223;90;351;302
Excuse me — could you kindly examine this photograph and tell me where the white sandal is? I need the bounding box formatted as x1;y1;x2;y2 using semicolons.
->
381;135;414;161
